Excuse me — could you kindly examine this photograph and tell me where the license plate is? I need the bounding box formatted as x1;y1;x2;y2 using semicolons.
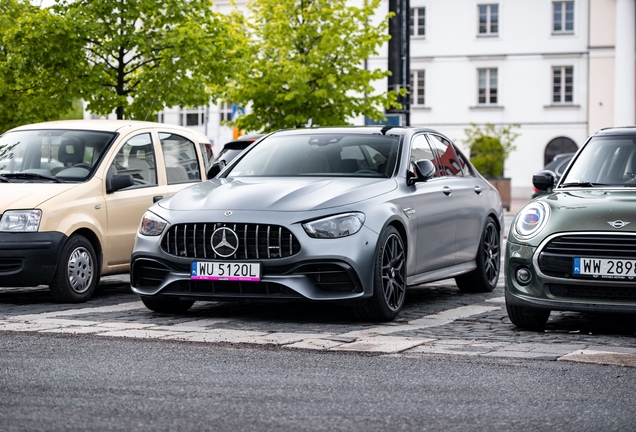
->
191;261;261;281
573;257;636;279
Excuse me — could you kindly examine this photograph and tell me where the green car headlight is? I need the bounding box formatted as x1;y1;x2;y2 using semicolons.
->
302;212;365;238
514;202;550;240
139;211;168;236
0;209;42;232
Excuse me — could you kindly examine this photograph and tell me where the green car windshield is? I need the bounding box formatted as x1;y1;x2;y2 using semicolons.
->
560;136;636;187
226;133;400;178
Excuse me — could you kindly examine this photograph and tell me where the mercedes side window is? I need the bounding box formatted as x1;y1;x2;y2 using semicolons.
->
427;134;463;177
410;134;440;177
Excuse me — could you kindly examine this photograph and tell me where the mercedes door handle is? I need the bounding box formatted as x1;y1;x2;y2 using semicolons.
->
443;186;452;196
474;186;483;195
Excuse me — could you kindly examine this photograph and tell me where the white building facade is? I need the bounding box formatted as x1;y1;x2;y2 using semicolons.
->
103;0;635;198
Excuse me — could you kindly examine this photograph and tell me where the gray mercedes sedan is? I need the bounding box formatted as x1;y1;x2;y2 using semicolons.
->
131;127;504;321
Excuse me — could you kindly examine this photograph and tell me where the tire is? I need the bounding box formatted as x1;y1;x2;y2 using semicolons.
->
455;217;500;293
141;296;195;314
354;226;406;322
50;234;99;303
506;301;550;330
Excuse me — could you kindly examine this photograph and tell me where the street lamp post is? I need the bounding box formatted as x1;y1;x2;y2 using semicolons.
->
387;0;410;126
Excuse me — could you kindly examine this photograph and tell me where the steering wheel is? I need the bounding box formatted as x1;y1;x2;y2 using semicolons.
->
73;163;93;170
354;169;379;175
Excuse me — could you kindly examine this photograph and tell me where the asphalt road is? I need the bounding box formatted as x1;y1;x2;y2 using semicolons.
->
1;332;635;432
1;206;636;430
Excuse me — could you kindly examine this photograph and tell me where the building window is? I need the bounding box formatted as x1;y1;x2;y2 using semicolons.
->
180;107;205;127
553;1;574;33
155;111;164;123
410;7;425;37
219;101;232;123
478;4;498;35
411;70;425;106
478;68;498;105
553;66;573;103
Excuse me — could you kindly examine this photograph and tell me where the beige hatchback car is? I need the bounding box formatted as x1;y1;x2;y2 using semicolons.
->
0;120;215;303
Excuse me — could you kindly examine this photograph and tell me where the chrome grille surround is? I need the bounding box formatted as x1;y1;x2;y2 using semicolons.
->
161;223;301;260
534;232;636;281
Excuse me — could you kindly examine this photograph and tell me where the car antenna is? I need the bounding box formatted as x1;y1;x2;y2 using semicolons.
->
380;126;394;135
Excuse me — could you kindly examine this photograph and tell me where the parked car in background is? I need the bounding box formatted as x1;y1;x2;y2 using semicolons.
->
531;152;575;198
214;134;264;166
131;126;504;321
0;120;214;303
506;127;636;329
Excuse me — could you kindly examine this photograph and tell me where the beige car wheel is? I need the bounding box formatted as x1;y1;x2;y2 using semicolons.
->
50;235;99;303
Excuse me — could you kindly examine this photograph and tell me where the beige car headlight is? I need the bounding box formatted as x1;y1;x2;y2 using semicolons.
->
0;209;42;232
139;211;168;236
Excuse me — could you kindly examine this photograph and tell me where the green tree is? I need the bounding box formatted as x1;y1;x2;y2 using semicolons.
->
0;0;84;133
54;0;244;120
225;0;403;133
463;123;520;178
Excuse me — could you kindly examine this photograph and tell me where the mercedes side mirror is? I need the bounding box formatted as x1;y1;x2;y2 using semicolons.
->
207;160;226;179
407;159;436;186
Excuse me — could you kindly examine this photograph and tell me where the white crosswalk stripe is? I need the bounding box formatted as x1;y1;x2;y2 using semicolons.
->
2;299;635;365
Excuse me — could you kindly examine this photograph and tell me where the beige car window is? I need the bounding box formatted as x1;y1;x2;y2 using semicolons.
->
111;133;158;186
158;133;201;184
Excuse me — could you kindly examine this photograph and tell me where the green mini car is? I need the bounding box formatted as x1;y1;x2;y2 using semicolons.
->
505;126;636;329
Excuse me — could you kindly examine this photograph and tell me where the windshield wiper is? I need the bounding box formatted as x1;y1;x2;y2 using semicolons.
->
0;175;10;182
560;181;607;188
3;172;64;183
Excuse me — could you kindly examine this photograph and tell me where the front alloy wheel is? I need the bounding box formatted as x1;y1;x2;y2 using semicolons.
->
355;226;406;321
455;217;500;293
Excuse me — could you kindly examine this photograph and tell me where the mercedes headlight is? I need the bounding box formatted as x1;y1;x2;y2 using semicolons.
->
0;210;42;232
514;202;550;240
139;211;168;236
302;212;365;238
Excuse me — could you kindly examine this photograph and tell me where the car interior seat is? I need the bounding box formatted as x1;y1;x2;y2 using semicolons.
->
128;145;156;183
299;151;331;174
57;139;84;167
51;139;84;175
166;166;190;183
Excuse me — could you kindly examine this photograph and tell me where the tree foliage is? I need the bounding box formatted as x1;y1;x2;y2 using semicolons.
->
53;0;244;120
0;0;84;133
463;123;520;178
225;0;402;133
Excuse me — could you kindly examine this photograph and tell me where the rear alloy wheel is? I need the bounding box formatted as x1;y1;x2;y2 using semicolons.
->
141;297;195;314
455;217;500;293
50;234;99;303
355;226;406;322
506;301;550;330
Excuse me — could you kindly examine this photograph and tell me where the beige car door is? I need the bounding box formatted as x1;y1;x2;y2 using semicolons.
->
104;131;167;269
156;131;204;197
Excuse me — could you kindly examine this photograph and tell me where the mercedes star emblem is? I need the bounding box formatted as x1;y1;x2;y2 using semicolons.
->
211;227;239;257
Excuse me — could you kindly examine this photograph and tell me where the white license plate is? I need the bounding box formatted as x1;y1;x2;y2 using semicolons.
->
573;257;636;279
191;261;261;281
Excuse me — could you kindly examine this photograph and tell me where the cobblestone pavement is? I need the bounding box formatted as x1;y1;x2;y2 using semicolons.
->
1;213;635;367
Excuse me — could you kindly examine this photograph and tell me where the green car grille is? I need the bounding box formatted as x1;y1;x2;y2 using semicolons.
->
539;234;636;278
